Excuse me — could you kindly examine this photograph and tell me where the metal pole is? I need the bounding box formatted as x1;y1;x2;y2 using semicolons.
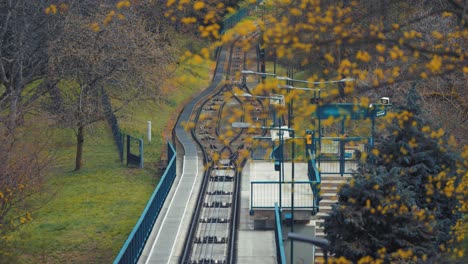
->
371;114;376;147
290;69;294;129
287;68;292;128
290;130;295;264
340;119;345;176
288;66;295;262
279;123;283;210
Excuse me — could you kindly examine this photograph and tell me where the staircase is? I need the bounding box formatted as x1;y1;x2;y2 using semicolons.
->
313;174;351;263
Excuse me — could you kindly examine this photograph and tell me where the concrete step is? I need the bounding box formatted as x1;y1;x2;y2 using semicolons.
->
321;175;351;181
315;230;325;237
320;187;339;193
319;181;347;188
316;212;329;218
321;192;338;197
320;179;347;184
320;199;338;206
319;205;332;212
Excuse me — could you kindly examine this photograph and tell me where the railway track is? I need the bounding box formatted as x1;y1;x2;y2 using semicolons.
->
180;38;266;264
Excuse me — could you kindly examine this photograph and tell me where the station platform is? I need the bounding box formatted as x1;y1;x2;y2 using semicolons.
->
138;156;323;264
237;160;277;263
237;160;318;264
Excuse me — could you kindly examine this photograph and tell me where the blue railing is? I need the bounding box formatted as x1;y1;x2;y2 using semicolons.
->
250;181;319;211
307;149;321;214
274;203;287;264
221;7;249;33
113;142;177;264
315;136;369;176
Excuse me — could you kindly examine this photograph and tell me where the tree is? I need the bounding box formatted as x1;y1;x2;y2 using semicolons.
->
0;0;63;130
323;88;466;262
0;2;60;259
47;4;176;170
0;125;53;262
163;0;466;147
324;165;439;262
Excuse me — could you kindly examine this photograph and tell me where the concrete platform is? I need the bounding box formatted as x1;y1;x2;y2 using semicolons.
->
237;160;277;263
236;160;322;263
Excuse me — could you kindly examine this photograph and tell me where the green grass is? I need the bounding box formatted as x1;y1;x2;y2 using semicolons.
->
11;123;156;264
8;36;213;263
118;52;213;167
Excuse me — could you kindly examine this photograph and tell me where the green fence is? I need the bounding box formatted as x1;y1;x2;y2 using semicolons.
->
113;142;176;264
221;7;249;33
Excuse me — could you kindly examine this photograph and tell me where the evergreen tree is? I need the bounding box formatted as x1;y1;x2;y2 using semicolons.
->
323;87;465;262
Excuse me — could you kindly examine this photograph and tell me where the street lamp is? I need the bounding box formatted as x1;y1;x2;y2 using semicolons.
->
276;76;355;84
234;92;283;101
241;70;277;76
241;70;276;84
242;69;355;128
368;99;392;146
278;85;321;91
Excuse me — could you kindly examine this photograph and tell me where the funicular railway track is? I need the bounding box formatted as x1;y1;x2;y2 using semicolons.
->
180;37;265;264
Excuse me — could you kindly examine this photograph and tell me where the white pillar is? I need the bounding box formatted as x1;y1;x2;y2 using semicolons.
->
147;121;151;143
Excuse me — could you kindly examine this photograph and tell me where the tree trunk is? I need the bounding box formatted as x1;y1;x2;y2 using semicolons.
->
8;88;19;130
75;125;84;171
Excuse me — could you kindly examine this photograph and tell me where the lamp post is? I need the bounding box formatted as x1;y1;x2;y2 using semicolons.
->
241;70;276;85
235;92;283;101
241;69;355;128
368;99;392;146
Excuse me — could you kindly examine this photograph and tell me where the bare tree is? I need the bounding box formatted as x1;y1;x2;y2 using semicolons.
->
0;0;63;130
48;6;176;170
0;124;53;261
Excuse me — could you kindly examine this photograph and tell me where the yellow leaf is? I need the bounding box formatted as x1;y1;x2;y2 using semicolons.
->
193;1;205;10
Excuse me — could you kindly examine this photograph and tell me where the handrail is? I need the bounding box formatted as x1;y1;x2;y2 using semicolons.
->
274;203;287;264
113;142;177;264
250;181;319;210
308;148;321;214
307;149;321;184
252;180;319;184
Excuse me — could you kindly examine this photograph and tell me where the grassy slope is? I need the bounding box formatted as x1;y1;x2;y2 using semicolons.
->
13;124;156;263
10;35;213;263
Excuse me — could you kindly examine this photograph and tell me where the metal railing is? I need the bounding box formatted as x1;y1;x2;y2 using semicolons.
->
307;149;321;214
274;203;287;264
316;137;369;176
113;142;177;264
221;7;249;33
250;181;318;210
101;87;125;162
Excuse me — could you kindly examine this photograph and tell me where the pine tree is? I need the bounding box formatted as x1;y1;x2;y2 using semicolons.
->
323;87;465;262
